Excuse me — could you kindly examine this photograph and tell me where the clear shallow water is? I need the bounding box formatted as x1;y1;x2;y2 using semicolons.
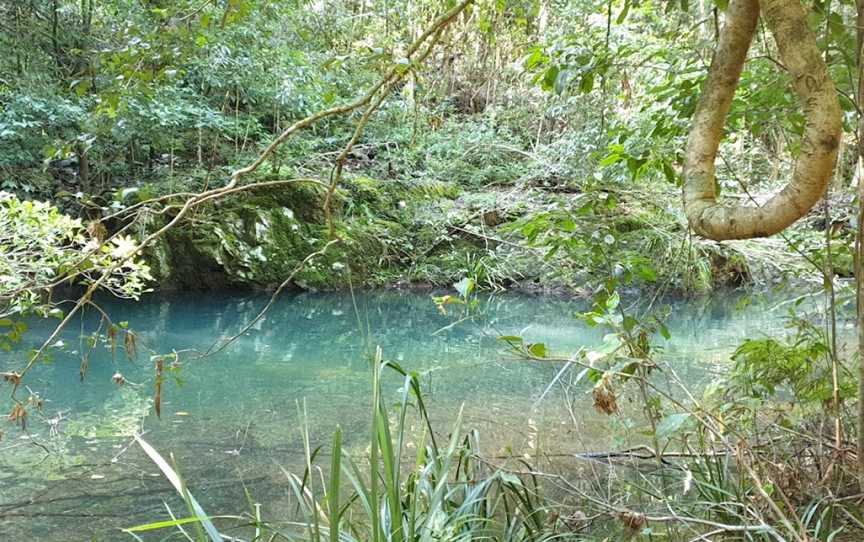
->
0;289;797;539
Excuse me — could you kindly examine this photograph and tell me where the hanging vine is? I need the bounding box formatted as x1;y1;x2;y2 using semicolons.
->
683;0;842;240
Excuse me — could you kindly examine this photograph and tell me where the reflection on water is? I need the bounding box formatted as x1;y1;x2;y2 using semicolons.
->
0;289;798;539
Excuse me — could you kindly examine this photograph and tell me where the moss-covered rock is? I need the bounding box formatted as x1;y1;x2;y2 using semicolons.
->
708;249;751;288
144;177;456;291
146;184;338;290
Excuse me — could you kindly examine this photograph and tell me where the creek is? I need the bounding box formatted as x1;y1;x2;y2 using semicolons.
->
0;289;798;539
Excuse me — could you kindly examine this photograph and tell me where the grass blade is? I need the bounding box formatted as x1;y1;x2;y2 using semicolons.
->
124;516;209;533
329;425;342;542
133;434;223;542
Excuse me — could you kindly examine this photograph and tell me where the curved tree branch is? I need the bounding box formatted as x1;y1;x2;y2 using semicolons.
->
683;0;842;240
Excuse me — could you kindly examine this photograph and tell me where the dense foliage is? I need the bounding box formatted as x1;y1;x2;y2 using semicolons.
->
5;0;864;540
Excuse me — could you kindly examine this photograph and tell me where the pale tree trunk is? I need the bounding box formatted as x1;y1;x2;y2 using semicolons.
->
537;0;548;36
683;0;842;240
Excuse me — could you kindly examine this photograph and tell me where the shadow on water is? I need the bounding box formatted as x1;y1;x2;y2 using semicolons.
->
0;289;796;539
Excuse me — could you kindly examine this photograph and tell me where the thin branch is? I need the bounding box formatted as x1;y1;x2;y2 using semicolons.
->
197;239;341;357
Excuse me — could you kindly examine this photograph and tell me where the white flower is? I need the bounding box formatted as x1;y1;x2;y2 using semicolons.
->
110;236;139;259
83;239;100;253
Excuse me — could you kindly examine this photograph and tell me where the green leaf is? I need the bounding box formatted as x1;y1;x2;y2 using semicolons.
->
599;153;621;167
636;264;657;282
454;277;475;299
586;368;603;383
541;65;560;91
124;517;209;533
626;156;647;179
329;425;342;542
619;361;640;378
658;322;671;340
579;71;595;93
528;343;547;357
524;48;545;69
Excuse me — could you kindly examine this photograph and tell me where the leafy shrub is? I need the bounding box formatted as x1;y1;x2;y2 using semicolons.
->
729;315;855;405
0;191;152;334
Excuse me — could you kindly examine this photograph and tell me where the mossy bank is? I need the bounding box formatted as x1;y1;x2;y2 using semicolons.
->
142;175;795;295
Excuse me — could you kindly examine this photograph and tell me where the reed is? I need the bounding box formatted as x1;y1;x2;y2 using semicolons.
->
125;348;566;541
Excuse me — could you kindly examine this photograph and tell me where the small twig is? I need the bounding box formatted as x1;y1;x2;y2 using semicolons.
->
197;239;341;357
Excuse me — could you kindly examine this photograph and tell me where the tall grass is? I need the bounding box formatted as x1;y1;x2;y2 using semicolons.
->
126;347;566;542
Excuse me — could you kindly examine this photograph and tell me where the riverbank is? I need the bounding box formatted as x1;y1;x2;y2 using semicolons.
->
140;178;824;296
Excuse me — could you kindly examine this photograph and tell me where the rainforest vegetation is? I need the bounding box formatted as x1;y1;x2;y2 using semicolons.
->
3;0;864;540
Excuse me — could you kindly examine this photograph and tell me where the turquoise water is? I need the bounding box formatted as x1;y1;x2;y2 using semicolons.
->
0;289;797;539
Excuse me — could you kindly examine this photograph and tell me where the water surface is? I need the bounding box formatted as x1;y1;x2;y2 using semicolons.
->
0;289;801;539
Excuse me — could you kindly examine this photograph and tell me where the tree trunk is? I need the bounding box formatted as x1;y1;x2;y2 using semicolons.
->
856;0;864;490
76;142;89;193
52;0;61;69
683;0;842;240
